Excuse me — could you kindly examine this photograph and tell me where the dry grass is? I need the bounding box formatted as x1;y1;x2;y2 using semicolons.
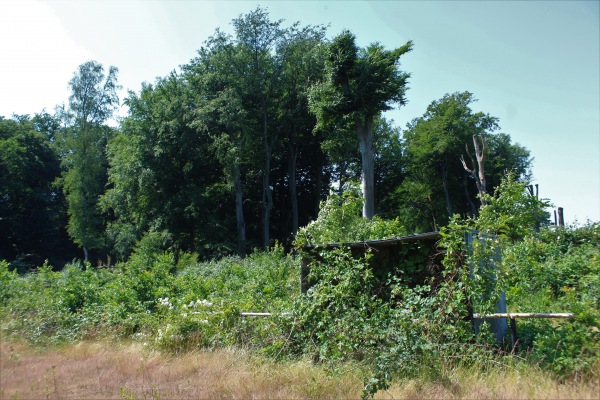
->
1;339;598;399
0;339;361;399
378;364;600;399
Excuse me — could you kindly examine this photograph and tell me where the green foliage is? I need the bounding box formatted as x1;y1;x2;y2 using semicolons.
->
0;172;598;397
310;30;412;218
0;260;19;305
102;74;237;260
290;248;385;363
294;184;405;246
532;303;600;378
0;115;68;266
1;13;597;398
59;61;120;260
397;92;532;232
310;30;413;121
477;172;551;240
502;222;600;379
289;215;481;398
452;175;600;380
0;243;298;351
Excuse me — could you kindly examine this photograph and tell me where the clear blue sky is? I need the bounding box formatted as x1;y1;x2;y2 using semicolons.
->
1;0;598;223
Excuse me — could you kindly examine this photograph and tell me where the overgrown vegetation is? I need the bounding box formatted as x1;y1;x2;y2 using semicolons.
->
1;175;598;398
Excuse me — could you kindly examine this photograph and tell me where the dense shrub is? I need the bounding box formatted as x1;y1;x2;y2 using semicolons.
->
0;239;299;349
501;222;600;379
294;185;405;247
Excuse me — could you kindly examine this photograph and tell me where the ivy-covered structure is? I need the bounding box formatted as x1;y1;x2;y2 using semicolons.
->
300;232;442;294
300;231;508;341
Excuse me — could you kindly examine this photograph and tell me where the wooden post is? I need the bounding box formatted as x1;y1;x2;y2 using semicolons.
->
509;318;517;353
300;257;309;294
558;207;564;227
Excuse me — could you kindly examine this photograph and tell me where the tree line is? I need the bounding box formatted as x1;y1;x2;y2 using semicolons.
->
0;7;531;268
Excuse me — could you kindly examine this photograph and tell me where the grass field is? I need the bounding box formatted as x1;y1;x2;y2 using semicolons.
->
2;339;598;400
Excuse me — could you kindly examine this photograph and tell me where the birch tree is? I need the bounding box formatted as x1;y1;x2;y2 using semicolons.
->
61;61;120;262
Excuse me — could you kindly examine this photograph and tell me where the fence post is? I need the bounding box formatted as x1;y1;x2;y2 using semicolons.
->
509;317;517;352
300;256;309;294
466;231;509;342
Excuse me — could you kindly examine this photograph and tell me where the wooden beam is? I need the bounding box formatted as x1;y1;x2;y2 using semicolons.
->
473;313;573;319
240;312;272;317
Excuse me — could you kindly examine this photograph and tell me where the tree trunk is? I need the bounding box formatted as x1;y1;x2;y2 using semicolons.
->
473;134;487;203
357;115;375;219
315;150;323;215
338;159;347;197
288;143;299;235
83;246;89;263
441;164;453;218
461;134;487;206
464;174;478;216
261;101;272;250
232;163;246;255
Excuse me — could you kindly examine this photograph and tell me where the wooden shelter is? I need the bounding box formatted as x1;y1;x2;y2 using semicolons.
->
299;231;511;342
299;231;442;294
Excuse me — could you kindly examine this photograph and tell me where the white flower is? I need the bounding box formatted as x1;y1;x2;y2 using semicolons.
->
157;297;173;309
198;299;213;307
187;299;213;308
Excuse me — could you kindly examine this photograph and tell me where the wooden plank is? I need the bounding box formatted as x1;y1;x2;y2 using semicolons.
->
473;313;573;319
240;312;272;317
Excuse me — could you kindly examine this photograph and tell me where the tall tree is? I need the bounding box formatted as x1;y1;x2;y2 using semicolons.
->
232;7;284;249
310;31;412;218
187;30;254;255
373;116;405;216
60;61;120;262
193;86;251;255
0;116;67;267
276;23;327;235
102;74;232;260
398;92;530;232
403;92;497;220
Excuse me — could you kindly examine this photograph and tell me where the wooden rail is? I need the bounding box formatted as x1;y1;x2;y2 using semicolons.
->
473;312;574;351
240;312;576;354
240;312;272;317
239;312;290;317
473;313;573;319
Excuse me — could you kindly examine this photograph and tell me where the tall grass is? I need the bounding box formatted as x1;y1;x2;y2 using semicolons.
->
1;339;598;400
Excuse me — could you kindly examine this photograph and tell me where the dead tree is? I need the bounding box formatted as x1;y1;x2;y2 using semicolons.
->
461;133;487;206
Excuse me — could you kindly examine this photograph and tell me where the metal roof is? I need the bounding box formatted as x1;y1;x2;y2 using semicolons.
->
301;231;441;250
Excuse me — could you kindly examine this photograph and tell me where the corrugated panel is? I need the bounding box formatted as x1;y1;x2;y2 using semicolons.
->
301;231;441;250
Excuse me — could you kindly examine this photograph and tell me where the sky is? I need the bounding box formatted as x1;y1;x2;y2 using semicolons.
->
1;0;599;223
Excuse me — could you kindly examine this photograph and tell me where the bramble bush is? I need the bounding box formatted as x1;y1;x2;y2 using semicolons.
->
0;234;299;351
502;222;600;379
294;184;405;247
285;175;599;397
287;187;492;398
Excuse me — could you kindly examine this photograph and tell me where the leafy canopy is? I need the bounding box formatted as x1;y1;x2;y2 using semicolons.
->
294;183;405;247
